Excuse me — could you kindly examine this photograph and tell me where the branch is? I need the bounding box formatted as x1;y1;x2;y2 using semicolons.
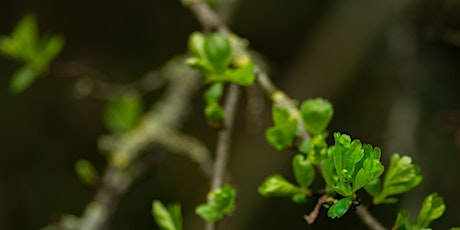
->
184;2;387;230
355;206;387;230
205;84;241;230
44;56;212;230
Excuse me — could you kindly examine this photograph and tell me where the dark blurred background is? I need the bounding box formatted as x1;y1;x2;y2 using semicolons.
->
1;0;460;229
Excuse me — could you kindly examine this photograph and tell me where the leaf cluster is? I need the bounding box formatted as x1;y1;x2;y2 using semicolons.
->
0;14;64;93
195;184;236;222
186;32;256;126
393;193;446;230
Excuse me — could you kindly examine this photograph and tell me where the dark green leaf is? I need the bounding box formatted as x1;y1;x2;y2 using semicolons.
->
393;210;411;230
103;93;143;134
9;66;37;94
327;197;352;219
204;33;231;74
258;174;301;197
292;154;315;188
415;193;446;229
300;98;333;135
152;201;182;230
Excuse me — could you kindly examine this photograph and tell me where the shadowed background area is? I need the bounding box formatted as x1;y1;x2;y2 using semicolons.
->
1;0;460;229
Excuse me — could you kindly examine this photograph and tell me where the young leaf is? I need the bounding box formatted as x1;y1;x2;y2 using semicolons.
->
152;201;182;230
9;66;37;94
41;35;64;63
352;145;384;192
327;197;352;219
188;31;206;58
75;159;98;185
300;98;333;135
10;14;38;60
258;174;301;197
223;62;256;86
265;106;298;151
204;82;223;103
103;93;143;134
364;178;382;198
195;184;236;222
333;133;364;184
373;154;422;205
292;154;315;189
204;102;225;126
393;210;411;230
204;33;231;74
415;193;446;229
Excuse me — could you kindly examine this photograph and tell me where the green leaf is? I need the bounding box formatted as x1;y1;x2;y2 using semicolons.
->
204;82;224;103
373;154;422;205
223;62;256;86
265;106;298;151
204;33;231;74
364;178;382;197
103;93;143;134
152;201;182;230
195;205;221;222
10;14;38;60
74;159;98;185
204;102;225;126
352;145;384;192
258;174;301;197
195;184;236;222
9;66;37;94
300;98;333;135
41;35;64;63
292;154;315;189
333;133;364;184
415;193;446;229
290;192;308;204
305;133;328;164
188;31;205;58
450;228;460;230
327;197;352;219
393;210;411;230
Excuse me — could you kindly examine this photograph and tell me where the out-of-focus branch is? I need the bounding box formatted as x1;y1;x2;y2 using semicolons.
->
44;56;212;230
55;61;166;99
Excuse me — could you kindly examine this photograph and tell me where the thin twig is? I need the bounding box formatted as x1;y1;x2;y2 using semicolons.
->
43;56;210;230
355;206;387;230
205;84;241;230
